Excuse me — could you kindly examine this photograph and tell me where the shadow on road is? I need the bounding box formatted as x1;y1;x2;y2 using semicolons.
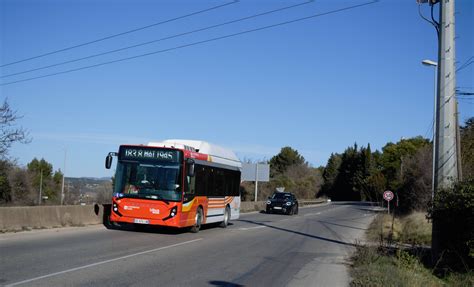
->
237;219;357;247
316;220;368;231
209;281;244;287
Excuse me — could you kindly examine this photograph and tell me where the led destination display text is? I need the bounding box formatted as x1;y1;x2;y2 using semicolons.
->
119;147;180;163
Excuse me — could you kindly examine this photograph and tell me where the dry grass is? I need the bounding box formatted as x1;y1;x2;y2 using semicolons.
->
351;212;473;287
351;245;444;287
399;212;432;246
367;212;431;246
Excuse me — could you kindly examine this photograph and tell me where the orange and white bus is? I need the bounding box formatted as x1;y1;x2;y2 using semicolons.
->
105;140;241;232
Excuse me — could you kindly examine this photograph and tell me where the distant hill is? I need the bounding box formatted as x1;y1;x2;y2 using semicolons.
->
66;177;111;184
63;177;112;204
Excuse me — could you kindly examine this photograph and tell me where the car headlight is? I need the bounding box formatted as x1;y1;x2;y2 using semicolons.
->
266;200;272;205
285;202;292;206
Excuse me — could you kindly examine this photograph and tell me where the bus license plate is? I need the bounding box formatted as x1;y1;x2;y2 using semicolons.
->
134;219;149;224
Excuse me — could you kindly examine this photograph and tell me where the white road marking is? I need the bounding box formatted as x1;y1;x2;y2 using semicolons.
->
6;238;203;286
304;212;321;217
238;226;267;231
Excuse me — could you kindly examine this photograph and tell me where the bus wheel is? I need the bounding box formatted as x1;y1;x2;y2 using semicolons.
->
220;206;230;228
190;207;203;233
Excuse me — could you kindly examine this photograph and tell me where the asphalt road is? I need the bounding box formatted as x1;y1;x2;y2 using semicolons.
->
0;202;378;287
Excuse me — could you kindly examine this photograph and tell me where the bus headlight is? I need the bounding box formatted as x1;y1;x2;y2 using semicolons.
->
113;203;118;212
169;206;177;218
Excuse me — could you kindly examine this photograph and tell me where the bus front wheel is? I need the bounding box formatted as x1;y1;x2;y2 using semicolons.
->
220;206;230;228
190;207;203;233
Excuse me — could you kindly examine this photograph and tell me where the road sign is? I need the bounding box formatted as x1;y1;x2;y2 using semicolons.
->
241;163;270;202
383;190;394;201
241;163;270;182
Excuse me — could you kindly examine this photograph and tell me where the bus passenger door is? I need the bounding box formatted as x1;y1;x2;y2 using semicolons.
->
181;175;196;226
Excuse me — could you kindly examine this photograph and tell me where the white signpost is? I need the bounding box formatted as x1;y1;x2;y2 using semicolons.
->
241;163;270;202
383;190;394;214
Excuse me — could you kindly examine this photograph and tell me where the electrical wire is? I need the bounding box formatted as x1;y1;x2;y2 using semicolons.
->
0;0;239;68
418;2;439;38
0;0;379;87
456;56;473;72
430;3;440;36
423;119;435;139
1;0;314;79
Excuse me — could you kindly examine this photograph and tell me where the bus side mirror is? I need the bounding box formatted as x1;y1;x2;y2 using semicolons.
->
105;155;113;169
187;159;195;177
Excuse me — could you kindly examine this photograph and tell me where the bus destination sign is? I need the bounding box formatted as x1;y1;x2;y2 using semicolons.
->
119;147;180;162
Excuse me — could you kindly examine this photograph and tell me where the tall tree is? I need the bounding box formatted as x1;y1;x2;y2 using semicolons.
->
0;99;30;157
27;158;58;203
461;117;474;179
333;144;363;201
379;137;430;191
398;145;432;212
321;153;342;198
269;146;306;177
8;167;34;205
0;160;12;204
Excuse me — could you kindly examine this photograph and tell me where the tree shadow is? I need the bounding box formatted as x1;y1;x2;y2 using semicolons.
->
209;281;243;287
317;220;368;231
237;219;356;247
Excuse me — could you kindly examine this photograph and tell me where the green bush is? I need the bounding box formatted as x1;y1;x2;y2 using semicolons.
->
429;179;474;271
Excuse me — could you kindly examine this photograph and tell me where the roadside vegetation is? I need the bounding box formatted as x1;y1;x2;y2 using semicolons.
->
240;146;324;201
350;178;474;286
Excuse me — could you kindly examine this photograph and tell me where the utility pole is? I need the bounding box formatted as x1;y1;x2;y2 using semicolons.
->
61;149;67;205
38;169;43;205
254;163;259;202
431;0;459;266
434;0;459;190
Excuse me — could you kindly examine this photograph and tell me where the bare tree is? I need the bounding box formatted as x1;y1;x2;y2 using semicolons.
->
0;99;30;157
8;167;35;205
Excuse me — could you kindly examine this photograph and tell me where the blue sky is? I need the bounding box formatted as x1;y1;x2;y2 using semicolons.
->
1;0;473;178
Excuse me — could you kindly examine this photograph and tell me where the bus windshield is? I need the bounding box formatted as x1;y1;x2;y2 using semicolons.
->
114;161;182;202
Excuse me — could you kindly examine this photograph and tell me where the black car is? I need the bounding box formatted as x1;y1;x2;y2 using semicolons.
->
266;192;299;215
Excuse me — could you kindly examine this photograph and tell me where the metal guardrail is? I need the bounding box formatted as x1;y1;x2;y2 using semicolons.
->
299;199;327;206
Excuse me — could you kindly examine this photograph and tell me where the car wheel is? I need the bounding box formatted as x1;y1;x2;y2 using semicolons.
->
291;206;296;215
266;208;271;214
294;204;299;215
190;207;203;233
220;206;230;228
288;207;294;215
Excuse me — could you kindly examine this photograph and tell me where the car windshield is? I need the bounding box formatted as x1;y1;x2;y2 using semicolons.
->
114;161;182;201
272;193;292;199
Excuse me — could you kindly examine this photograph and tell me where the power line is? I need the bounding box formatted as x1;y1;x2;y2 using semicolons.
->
456;61;473;73
424;119;434;139
0;0;379;86
456;55;473;74
0;0;239;68
1;0;314;79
